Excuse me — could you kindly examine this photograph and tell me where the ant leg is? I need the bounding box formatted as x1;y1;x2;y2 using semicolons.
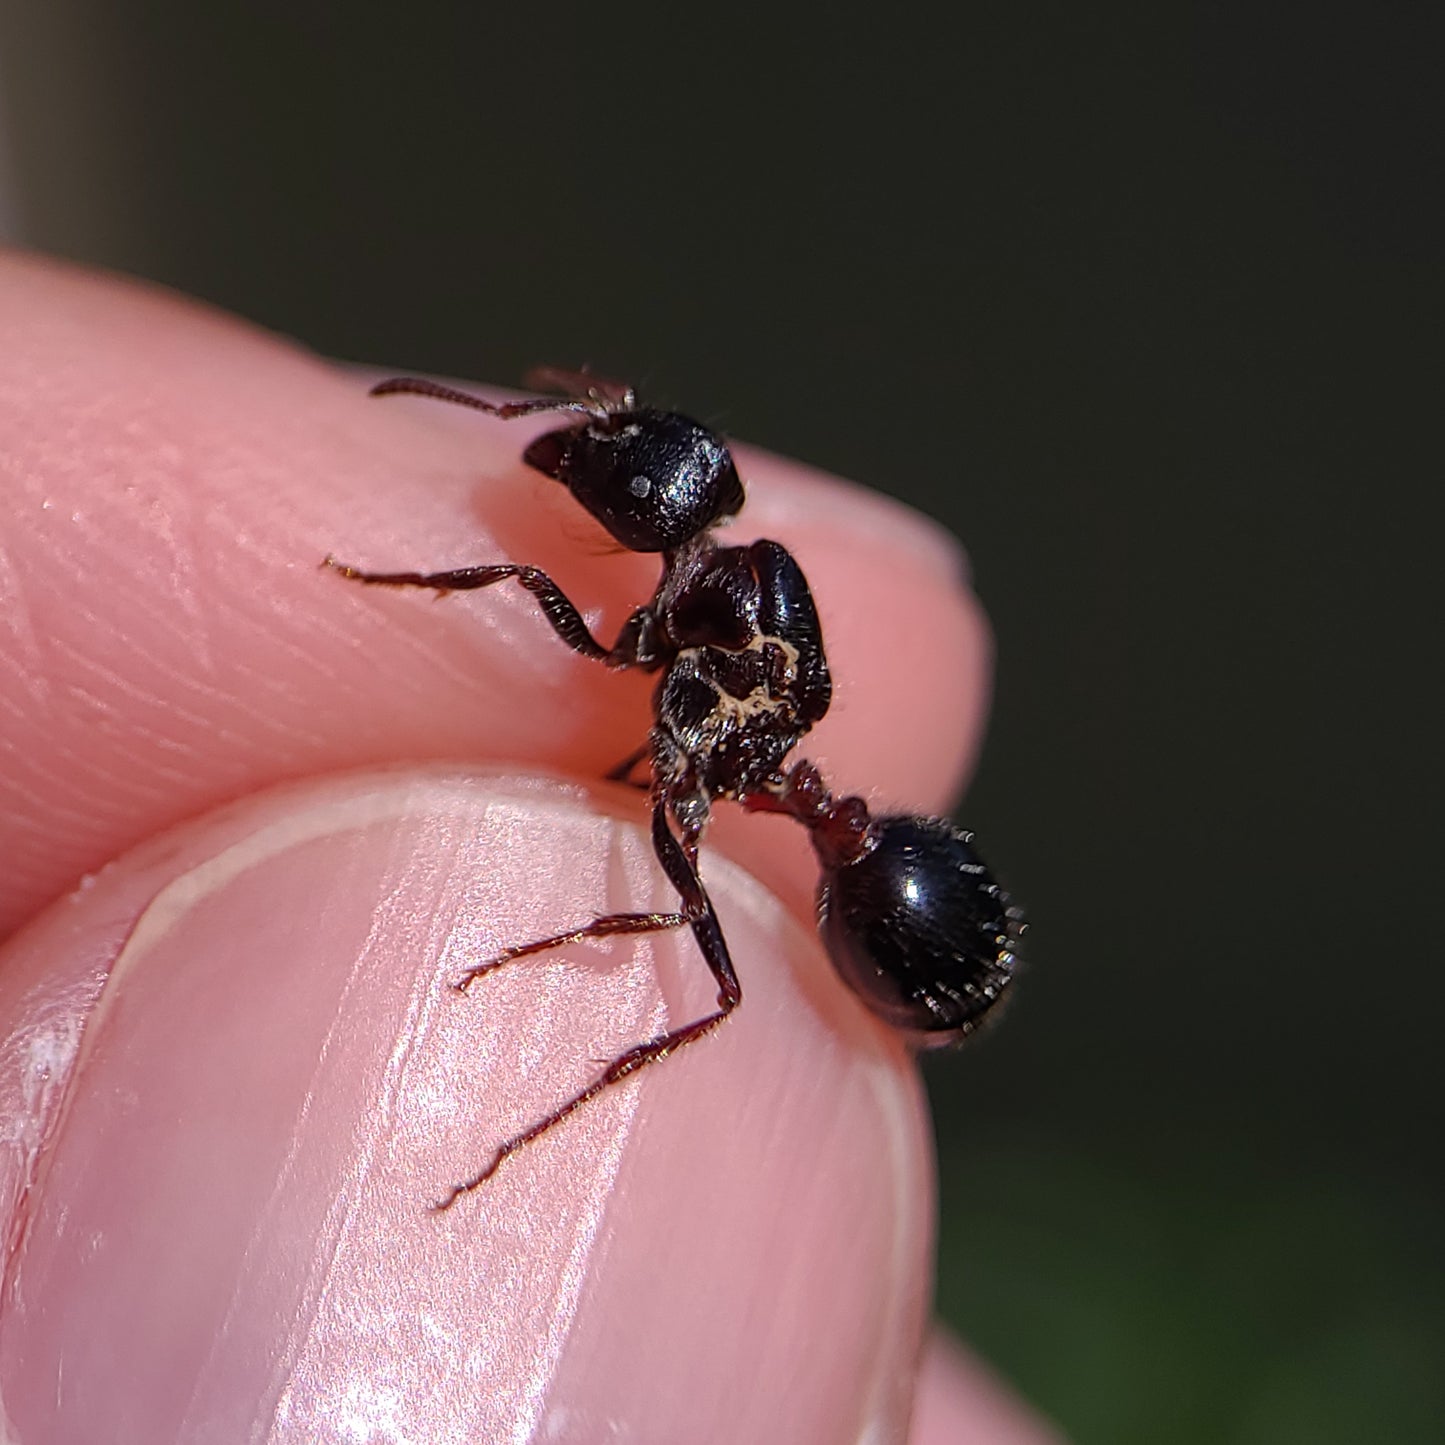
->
454;907;688;992
322;556;617;663
436;800;741;1209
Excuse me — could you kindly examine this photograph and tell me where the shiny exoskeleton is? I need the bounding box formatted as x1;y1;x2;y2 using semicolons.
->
327;367;1023;1207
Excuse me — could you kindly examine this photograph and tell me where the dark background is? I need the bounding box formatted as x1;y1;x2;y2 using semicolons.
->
2;4;1440;1440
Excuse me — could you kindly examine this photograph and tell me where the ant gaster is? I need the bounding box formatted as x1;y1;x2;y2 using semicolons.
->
327;367;1022;1209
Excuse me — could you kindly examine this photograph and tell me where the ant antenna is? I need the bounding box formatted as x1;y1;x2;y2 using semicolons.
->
370;376;604;421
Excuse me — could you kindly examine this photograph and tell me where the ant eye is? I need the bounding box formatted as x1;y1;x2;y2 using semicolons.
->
524;410;745;551
819;815;1020;1043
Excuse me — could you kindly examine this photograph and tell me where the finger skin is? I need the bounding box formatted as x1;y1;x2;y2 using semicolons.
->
0;770;933;1443
0;250;991;938
910;1331;1069;1445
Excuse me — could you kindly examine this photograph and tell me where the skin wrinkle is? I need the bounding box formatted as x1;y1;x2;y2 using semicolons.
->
45;637;327;785
27;725;191;807
0;774;73;826
143;495;218;681
0;544;50;706
49;635;217;728
336;595;515;705
221;630;344;738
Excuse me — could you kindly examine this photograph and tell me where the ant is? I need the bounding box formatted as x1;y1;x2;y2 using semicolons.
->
326;367;1023;1209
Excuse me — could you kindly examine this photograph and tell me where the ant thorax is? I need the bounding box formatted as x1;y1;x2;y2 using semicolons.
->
645;534;833;830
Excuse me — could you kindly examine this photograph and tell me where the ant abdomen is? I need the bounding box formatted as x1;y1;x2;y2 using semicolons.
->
818;815;1022;1043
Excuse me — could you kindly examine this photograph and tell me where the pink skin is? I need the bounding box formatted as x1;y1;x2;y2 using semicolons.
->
0;253;1059;1442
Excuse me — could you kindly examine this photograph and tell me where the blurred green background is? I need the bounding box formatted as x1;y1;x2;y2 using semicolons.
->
2;3;1439;1439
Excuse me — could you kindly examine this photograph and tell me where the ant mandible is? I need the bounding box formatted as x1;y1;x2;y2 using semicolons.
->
326;367;1023;1209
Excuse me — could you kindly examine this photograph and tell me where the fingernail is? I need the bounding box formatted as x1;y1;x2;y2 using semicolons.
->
0;769;932;1443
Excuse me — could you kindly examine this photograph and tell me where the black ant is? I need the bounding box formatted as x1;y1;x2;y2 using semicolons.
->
326;367;1023;1209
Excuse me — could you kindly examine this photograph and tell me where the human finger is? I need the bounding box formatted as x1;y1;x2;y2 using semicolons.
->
0;251;990;936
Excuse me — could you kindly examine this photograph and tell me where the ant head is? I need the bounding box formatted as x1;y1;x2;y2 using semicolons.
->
818;815;1021;1043
524;409;746;553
